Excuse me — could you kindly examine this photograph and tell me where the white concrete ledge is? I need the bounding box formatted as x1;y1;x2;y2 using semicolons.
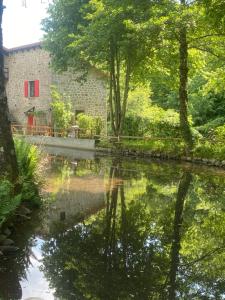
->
22;135;95;150
42;145;95;160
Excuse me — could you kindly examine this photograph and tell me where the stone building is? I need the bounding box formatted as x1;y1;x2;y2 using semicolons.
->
3;42;107;130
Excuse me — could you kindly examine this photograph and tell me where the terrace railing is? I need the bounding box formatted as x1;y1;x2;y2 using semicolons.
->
11;124;95;139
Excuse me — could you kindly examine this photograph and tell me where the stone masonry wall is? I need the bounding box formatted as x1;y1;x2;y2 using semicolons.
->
52;67;107;126
4;46;107;130
5;47;52;124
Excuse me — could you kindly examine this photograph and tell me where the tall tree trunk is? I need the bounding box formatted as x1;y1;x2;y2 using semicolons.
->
109;70;116;135
108;40;131;137
119;56;131;136
179;0;193;154
0;1;19;181
168;172;192;300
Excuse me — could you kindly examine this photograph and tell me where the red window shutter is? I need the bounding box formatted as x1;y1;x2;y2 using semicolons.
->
24;81;28;97
34;80;39;97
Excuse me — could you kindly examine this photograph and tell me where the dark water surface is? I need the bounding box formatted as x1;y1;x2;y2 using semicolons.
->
1;150;225;299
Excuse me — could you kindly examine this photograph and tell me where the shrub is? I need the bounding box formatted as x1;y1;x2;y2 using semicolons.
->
0;180;21;227
123;87;181;138
15;138;40;180
196;117;225;136
51;87;74;131
123;109;181;138
15;138;43;206
214;125;225;141
77;113;104;137
95;117;104;136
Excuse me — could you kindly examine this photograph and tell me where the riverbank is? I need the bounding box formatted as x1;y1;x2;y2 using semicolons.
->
21;134;225;168
96;139;225;168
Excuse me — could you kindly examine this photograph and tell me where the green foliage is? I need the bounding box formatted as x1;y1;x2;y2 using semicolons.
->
215;125;225;140
15;139;40;180
193;140;225;161
77;113;104;136
0;139;43;227
197;117;225;136
51;87;74;130
123;87;181;138
15;138;42;206
99;133;225;161
95;117;104;136
122;139;185;156
42;0;225;149
0;180;21;227
43;0;162;75
43;0;165;135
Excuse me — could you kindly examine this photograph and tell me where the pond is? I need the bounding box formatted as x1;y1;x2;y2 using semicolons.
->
1;148;225;300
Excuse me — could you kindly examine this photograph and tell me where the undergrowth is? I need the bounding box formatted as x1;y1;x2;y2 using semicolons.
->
0;139;44;228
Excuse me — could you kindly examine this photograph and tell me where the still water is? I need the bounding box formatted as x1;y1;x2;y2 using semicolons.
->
1;149;225;300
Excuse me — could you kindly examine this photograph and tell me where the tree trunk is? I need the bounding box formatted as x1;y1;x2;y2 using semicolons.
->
119;56;131;135
168;172;192;300
0;1;19;181
109;70;116;134
109;41;131;137
179;0;193;153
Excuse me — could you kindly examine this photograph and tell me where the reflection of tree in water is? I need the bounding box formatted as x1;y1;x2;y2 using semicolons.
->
0;210;42;300
167;172;192;300
1;158;225;299
41;159;225;300
41;159;169;299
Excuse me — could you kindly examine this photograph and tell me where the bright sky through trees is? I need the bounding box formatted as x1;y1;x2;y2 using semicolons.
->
2;0;51;48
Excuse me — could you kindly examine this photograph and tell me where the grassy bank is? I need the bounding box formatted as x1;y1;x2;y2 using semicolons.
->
97;138;225;164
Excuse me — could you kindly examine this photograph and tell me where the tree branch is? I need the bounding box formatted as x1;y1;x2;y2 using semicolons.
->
189;46;225;60
189;33;225;43
181;246;225;268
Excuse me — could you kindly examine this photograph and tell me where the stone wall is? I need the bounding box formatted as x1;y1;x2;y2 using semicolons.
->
4;44;107;130
5;46;52;124
52;68;107;125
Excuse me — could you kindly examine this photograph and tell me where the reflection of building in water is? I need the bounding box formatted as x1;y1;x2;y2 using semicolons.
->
43;175;105;233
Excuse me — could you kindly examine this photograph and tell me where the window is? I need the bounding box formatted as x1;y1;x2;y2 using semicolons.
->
24;80;39;97
29;81;35;97
75;110;85;117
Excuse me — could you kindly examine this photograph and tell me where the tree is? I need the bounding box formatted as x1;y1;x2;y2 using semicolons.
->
168;171;192;299
178;0;194;152
42;0;162;136
0;0;49;180
0;1;19;181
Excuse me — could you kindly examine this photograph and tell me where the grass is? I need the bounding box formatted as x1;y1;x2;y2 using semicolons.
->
194;140;225;161
98;138;225;162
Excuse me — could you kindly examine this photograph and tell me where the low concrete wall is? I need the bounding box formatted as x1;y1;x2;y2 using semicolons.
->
43;145;95;160
23;135;95;150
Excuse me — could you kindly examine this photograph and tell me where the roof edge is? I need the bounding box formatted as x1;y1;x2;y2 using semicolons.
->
4;42;42;54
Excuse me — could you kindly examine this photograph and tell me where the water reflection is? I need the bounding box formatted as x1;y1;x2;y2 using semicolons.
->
0;156;225;299
41;158;225;299
168;171;192;300
0;211;45;300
